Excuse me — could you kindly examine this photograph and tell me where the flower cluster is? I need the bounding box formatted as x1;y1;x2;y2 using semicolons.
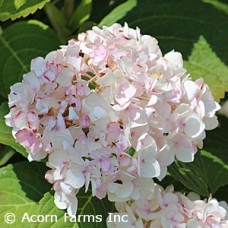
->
107;184;228;227
5;23;220;216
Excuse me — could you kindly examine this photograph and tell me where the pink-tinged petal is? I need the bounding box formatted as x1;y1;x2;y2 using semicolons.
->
171;133;197;163
129;107;148;128
79;114;91;127
48;149;69;168
100;156;111;172
164;50;183;68
107;122;121;137
45;170;54;184
201;85;220;116
60;182;73;195
184;80;199;101
56;68;74;87
184;114;205;140
23;71;41;91
76;81;90;96
138;145;160;178
115;81;136;105
91;45;108;63
27;111;39;129
124;83;137;98
43;69;56;81
64;164;85;188
160;192;178;208
15;129;38;153
136;135;156;152
54;191;67;209
31;57;46;76
13;111;28;129
89;106;107;121
118;153;131;167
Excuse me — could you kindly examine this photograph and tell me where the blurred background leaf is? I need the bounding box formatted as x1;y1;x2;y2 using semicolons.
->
99;0;136;26
0;161;51;202
90;0;126;24
69;0;92;32
168;149;228;199
0;0;51;21
203;0;228;14
0;145;15;167
184;36;228;102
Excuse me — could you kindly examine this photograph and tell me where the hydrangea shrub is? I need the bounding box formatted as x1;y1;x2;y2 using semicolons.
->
0;1;227;227
5;23;227;225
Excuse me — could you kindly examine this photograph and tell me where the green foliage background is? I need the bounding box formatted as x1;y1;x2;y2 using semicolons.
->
0;0;227;227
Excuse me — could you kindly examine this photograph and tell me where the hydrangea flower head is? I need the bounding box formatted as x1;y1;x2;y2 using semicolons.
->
107;185;228;227
5;23;220;216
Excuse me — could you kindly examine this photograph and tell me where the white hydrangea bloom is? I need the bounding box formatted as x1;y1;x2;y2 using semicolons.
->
107;185;228;228
5;23;220;216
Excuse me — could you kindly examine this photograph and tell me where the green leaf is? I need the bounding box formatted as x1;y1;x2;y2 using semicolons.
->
0;161;114;227
69;0;92;31
184;36;228;102
155;173;187;193
203;0;228;15
0;161;51;227
0;0;50;21
77;190;115;228
0;103;27;158
0;94;6;103
0;146;15;167
168;150;228;197
126;147;135;156
99;0;137;26
204;114;228;164
37;189;114;228
35;192;79;228
0;20;61;97
44;2;72;42
0;161;51;204
63;0;75;20
77;21;96;33
90;0;126;24
117;0;228;65
213;185;228;202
